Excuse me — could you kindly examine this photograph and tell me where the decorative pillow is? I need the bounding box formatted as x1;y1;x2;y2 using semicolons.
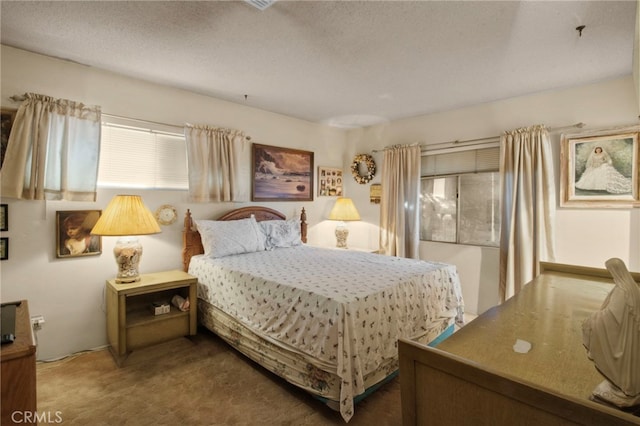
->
260;219;302;250
195;217;266;258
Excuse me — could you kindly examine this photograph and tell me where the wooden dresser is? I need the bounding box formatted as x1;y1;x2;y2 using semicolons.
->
399;263;640;425
1;300;37;425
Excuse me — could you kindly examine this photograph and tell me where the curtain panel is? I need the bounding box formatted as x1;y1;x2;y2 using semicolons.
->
184;124;248;202
379;144;421;259
1;93;101;201
499;125;556;301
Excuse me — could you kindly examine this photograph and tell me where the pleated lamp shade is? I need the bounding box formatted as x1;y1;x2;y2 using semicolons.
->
328;198;361;221
91;195;161;236
91;195;160;283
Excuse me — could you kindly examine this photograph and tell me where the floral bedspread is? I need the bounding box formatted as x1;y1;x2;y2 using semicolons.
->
189;245;464;422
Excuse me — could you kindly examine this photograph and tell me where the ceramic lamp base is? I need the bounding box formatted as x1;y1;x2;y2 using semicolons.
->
113;236;143;283
335;224;349;249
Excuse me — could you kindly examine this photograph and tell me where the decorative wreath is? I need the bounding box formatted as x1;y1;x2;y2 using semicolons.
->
351;154;376;184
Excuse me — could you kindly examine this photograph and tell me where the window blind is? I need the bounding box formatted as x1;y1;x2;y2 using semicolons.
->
98;123;188;189
421;147;500;176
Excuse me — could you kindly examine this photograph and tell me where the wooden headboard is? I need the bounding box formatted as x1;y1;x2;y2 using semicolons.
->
182;206;307;272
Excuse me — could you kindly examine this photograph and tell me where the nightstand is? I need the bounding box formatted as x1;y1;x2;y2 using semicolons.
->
105;270;197;366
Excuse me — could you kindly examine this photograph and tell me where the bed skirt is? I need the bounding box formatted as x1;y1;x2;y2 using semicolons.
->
198;299;455;411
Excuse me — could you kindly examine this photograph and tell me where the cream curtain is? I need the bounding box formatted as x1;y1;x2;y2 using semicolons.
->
499;125;556;301
379;144;421;258
1;93;101;201
184;124;248;202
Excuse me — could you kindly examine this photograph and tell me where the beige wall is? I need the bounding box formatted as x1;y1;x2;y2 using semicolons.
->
1;44;638;359
345;76;639;315
0;46;346;360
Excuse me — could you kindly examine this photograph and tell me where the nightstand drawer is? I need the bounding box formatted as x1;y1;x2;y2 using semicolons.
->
126;312;190;350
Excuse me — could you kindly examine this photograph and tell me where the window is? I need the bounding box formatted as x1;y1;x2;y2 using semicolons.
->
98;122;188;189
421;176;458;243
420;147;501;247
459;173;500;246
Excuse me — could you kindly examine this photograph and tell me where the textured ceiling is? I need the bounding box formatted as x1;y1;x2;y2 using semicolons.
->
0;1;637;128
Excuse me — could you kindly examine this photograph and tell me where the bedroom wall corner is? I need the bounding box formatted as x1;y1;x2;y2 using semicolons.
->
345;76;639;316
0;45;348;361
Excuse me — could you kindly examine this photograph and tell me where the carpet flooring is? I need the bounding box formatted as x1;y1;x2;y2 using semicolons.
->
36;328;403;425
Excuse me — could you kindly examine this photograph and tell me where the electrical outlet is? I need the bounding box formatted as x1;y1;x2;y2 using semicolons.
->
30;315;45;330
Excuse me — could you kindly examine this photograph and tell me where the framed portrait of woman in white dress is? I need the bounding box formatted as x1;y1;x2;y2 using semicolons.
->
560;126;639;207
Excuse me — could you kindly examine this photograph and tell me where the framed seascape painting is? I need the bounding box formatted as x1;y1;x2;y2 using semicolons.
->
560;127;639;208
318;166;343;197
56;210;102;258
252;144;314;201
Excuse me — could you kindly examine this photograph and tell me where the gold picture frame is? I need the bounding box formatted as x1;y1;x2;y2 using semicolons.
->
560;126;639;208
251;144;314;201
56;210;102;258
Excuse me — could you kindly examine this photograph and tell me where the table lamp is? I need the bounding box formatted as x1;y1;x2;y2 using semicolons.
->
91;195;161;283
328;197;360;249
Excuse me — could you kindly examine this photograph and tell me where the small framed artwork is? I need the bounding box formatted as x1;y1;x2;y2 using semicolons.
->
0;204;7;231
56;210;102;258
560;127;639;208
0;238;8;260
370;183;382;204
1;108;17;169
252;143;314;201
318;167;343;197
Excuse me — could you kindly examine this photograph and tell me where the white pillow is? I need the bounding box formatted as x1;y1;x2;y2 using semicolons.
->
260;219;302;250
196;217;266;258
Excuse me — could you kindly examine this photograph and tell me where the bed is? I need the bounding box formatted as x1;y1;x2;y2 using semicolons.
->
399;262;640;425
182;206;464;422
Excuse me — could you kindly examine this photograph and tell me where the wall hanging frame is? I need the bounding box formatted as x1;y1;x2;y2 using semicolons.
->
0;204;7;231
370;183;382;204
0;238;7;260
318;166;343;197
251;143;314;201
56;210;102;258
155;204;178;226
560;126;639;208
